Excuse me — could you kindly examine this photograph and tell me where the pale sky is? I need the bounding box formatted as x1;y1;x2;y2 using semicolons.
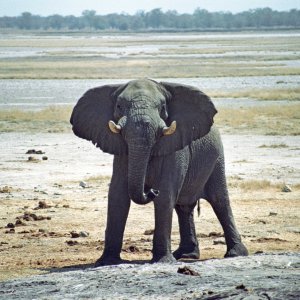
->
0;0;299;16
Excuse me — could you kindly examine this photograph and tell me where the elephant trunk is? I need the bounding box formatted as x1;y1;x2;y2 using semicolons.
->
127;143;159;205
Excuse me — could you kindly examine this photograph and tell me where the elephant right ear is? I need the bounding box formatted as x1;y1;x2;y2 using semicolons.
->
70;84;127;155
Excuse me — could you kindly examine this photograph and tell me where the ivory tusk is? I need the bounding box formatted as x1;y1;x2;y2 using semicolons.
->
108;120;121;134
163;121;177;136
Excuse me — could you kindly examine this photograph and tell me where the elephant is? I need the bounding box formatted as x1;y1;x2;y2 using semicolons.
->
70;79;248;266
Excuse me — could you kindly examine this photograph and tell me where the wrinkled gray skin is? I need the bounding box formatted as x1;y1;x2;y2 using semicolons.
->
70;79;248;266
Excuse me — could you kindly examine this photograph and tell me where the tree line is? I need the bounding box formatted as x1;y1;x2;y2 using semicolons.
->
0;8;299;31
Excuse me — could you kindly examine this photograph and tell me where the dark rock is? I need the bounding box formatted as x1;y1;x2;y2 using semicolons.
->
123;245;139;253
28;156;40;162
15;219;26;226
144;229;154;235
66;240;79;246
70;231;80;238
26;149;45;155
177;266;200;276
213;239;226;245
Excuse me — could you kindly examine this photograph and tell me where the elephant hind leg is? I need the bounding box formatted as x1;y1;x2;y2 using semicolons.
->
204;159;248;257
173;203;200;260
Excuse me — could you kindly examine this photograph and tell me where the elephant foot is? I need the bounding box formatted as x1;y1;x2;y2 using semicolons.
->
151;253;176;264
224;243;248;258
94;255;123;267
173;247;200;260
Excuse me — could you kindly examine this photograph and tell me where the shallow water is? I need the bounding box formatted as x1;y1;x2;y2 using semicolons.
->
0;76;299;110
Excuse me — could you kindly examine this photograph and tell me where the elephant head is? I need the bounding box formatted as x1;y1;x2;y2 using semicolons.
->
70;79;217;205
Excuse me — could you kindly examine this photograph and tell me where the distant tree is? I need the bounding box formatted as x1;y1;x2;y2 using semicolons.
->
0;8;299;31
146;8;164;28
18;12;33;29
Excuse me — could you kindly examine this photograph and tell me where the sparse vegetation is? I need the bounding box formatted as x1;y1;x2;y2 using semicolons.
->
259;143;289;148
215;104;300;135
228;178;294;191
0;106;72;133
209;88;300;101
1;103;299;135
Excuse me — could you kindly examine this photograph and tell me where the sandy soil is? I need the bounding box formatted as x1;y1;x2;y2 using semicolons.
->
0;132;299;282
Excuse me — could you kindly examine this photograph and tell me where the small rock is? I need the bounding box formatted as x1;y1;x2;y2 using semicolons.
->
18;213;51;222
209;232;224;238
79;181;88;188
70;231;80;238
15;219;26;226
26;149;45;154
42;156;48;160
124;245;139;253
79;231;89;238
28;156;40;162
281;185;292;192
6;223;15;228
213;239;226;245
35;201;51;209
177;266;200;276
66;240;79;246
5;228;15;234
144;229;154;235
269;212;278;216
236;284;249;291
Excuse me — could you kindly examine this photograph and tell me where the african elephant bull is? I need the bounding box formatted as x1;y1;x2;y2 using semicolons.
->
70;79;248;266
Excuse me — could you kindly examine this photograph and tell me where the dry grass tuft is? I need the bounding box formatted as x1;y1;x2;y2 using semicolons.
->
259;143;289;148
228;178;284;191
209;88;300;101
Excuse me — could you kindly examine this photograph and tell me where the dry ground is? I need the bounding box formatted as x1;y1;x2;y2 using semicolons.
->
0;176;299;281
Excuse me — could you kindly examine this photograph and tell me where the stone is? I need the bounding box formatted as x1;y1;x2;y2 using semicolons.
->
281;185;292;192
79;181;88;188
79;231;89;238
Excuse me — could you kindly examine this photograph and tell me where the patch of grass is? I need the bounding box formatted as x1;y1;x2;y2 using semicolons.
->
215;104;300;135
1;57;299;79
209;88;300;101
259;143;289;148
84;175;111;183
0;103;299;135
0;106;72;122
0;106;72;133
228;178;283;191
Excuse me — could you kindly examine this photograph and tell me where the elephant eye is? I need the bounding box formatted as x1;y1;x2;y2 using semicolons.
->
160;104;168;119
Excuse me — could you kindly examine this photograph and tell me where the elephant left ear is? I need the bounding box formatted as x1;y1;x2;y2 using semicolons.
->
152;82;217;156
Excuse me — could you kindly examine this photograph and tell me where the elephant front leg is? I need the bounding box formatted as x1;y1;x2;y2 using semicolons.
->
173;203;200;260
95;163;130;267
151;197;176;263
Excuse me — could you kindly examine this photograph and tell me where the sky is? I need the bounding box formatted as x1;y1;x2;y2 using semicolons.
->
0;0;299;16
